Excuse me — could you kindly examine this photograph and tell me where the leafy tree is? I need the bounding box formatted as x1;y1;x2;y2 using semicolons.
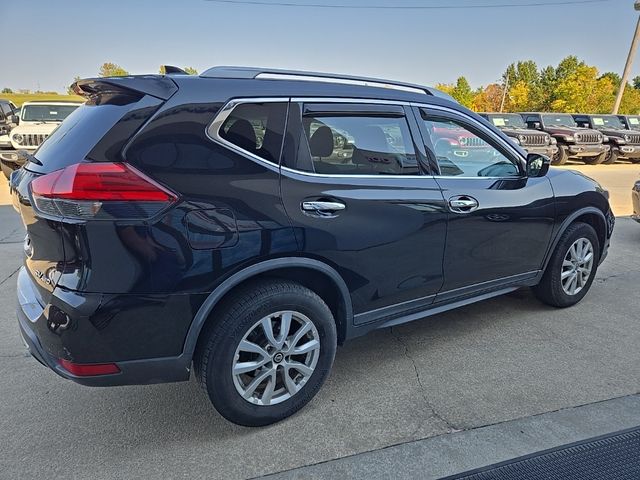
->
471;84;504;112
506;81;531;112
99;62;129;78
600;72;621;86
551;64;614;113
633;76;640;90
1;87;12;94
450;77;474;108
537;66;557;110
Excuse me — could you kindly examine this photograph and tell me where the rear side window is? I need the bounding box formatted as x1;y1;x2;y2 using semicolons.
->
301;114;418;175
218;102;287;164
31;94;161;173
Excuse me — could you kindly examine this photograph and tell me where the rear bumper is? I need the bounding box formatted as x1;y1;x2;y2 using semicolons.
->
16;267;192;386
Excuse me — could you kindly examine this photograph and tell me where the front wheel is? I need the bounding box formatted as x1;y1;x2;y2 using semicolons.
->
552;145;569;165
194;279;337;426
602;148;618;165
533;222;600;308
583;151;607;165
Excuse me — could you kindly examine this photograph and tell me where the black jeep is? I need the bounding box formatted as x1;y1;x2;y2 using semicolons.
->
573;114;640;164
520;112;609;165
13;67;613;426
479;113;558;158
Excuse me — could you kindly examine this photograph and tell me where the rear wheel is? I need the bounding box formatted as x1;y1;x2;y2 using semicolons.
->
194;279;337;426
552;145;569;165
533;222;600;308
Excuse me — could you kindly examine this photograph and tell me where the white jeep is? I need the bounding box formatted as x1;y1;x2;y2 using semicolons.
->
9;101;82;151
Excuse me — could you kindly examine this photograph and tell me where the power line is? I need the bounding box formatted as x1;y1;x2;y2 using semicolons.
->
204;0;611;9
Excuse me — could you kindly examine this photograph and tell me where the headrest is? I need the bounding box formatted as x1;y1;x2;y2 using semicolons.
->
309;126;334;157
352;126;393;166
224;119;257;152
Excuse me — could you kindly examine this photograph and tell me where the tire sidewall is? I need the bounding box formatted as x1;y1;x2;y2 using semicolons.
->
547;223;600;306
206;289;336;426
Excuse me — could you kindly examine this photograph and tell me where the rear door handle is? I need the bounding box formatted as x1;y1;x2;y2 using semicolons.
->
301;201;346;217
448;196;478;213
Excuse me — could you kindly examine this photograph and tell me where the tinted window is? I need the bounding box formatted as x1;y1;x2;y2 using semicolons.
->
32;94;161;174
219;102;287;164
301;114;418;175
421;116;519;178
21;104;79;122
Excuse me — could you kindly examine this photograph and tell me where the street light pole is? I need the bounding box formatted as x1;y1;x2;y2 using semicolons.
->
613;1;640;114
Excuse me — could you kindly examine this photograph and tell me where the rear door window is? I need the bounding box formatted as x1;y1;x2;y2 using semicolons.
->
296;105;419;175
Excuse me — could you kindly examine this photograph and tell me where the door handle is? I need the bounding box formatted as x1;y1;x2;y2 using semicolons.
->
301;201;346;217
448;196;478;213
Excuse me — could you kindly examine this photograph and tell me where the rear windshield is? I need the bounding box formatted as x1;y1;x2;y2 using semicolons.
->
31;94;161;173
21;104;79;122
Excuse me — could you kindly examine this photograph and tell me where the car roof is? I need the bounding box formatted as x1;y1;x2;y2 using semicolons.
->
21;101;83;106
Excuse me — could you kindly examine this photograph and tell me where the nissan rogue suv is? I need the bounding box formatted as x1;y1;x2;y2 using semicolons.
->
12;67;614;426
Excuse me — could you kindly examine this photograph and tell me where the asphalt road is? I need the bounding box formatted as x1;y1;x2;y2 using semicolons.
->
0;166;639;479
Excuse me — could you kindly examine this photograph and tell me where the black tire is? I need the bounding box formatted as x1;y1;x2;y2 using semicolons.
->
583;151;606;165
533;222;600;308
194;279;337;426
552;145;569;165
602;148;618;165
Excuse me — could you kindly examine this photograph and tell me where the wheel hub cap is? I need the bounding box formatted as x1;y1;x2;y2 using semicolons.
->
232;310;320;406
561;237;594;296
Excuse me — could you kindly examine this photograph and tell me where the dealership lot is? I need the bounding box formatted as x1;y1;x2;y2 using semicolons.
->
0;164;639;479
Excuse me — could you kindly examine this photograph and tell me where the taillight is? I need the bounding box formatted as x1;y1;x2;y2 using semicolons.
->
59;359;120;376
30;162;177;221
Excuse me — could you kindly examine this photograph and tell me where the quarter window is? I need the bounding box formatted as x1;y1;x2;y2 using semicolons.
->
421;115;520;177
301;114;418;175
219;102;287;164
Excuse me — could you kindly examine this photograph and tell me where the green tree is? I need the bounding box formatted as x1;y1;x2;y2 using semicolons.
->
537;65;557;110
450;76;475;108
99;62;129;78
159;66;198;75
1;87;12;94
633;75;640;90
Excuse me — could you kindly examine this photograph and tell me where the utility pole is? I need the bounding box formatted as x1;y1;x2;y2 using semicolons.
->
499;73;509;113
613;0;640;114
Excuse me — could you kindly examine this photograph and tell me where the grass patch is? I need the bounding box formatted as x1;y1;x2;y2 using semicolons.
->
2;93;84;107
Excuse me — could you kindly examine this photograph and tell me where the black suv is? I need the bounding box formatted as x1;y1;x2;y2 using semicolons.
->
13;67;614;426
520;112;609;165
479;112;558;158
573;114;640;164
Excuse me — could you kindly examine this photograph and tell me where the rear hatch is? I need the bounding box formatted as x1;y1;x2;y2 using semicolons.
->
10;76;176;306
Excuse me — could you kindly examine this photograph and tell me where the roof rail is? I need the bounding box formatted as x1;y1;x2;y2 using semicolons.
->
200;66;439;96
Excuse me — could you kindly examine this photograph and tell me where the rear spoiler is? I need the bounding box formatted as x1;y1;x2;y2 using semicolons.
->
72;75;178;100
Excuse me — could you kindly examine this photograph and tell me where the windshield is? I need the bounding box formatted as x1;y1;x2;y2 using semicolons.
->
21;104;80;122
591;115;624;130
542;114;577;128
488;114;526;129
626;116;640;131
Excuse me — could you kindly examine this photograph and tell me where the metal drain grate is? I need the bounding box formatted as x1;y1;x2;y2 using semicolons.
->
441;426;640;480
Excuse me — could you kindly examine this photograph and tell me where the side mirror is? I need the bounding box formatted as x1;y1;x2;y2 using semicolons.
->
526;153;551;178
10;115;18;124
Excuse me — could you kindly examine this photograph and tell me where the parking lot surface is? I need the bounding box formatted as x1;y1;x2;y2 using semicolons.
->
0;164;639;479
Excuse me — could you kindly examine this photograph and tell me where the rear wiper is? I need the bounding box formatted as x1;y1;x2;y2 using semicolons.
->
17;150;43;166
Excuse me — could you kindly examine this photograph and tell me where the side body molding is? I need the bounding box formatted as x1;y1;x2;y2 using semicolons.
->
182;257;354;358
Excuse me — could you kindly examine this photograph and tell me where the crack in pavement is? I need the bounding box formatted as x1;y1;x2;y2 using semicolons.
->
389;327;460;435
0;266;20;287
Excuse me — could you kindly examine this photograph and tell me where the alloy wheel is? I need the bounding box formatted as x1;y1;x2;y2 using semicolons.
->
232;311;320;406
561;237;594;296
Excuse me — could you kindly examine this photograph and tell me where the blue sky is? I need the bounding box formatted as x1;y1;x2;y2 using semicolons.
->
1;0;638;92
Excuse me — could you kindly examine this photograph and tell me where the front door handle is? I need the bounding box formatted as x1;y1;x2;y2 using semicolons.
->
448;196;478;213
301;200;346;217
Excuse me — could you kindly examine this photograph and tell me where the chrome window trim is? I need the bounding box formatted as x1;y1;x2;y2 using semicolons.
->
205;97;290;173
205;96;527;181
